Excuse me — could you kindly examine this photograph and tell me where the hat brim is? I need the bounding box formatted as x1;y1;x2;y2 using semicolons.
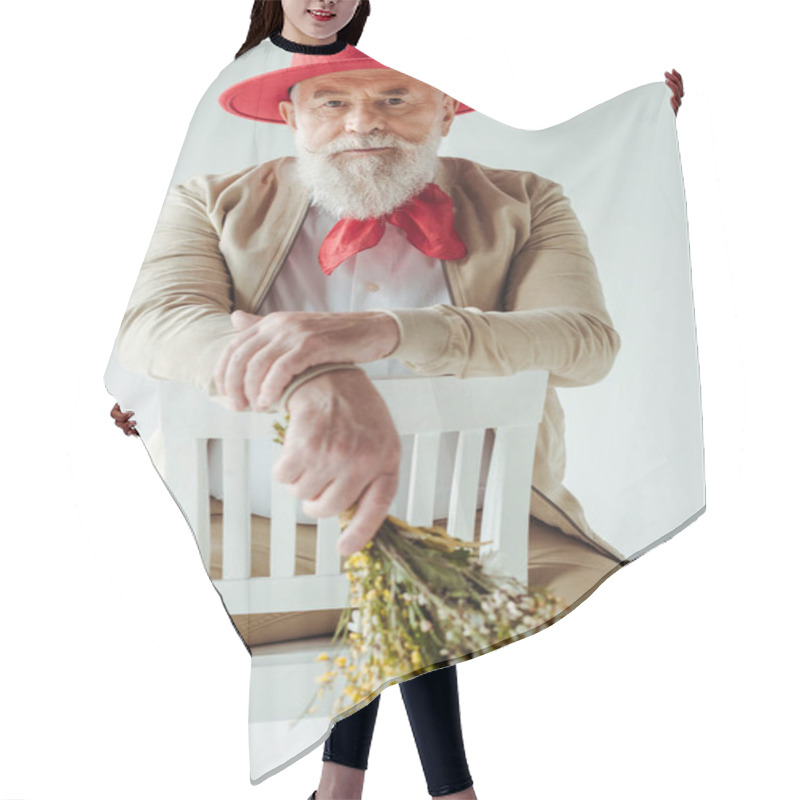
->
218;56;473;124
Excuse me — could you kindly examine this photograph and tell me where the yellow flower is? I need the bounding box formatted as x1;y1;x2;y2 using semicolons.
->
316;653;330;661
335;656;348;668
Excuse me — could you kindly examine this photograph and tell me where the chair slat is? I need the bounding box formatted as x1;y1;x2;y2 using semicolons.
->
269;436;297;578
480;425;539;586
447;429;485;542
406;432;440;526
219;574;350;616
316;517;342;575
222;438;251;580
195;440;211;569
162;435;213;570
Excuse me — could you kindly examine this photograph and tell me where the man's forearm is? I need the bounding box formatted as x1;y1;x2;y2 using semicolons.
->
377;177;622;388
117;306;238;394
115;179;242;394
381;304;621;388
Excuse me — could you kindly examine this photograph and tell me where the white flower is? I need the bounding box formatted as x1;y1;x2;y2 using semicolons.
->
505;601;522;619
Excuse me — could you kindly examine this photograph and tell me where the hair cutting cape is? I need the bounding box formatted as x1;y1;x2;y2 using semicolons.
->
105;36;704;784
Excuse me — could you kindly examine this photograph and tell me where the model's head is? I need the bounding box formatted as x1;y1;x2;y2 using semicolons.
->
279;68;458;219
281;0;363;44
236;0;371;57
220;47;472;218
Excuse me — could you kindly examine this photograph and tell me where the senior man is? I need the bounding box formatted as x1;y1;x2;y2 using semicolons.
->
117;47;625;640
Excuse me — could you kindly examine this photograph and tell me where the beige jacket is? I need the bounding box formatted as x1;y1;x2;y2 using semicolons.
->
118;156;624;561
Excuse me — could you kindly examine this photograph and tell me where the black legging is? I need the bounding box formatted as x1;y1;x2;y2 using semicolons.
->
323;664;473;797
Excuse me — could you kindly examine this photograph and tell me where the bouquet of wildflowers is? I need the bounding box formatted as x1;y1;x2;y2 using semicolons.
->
313;511;565;718
274;418;565;721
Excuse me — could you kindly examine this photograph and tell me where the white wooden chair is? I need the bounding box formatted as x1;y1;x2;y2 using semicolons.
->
158;371;548;727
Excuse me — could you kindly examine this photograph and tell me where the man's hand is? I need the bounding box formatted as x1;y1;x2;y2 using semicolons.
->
274;368;401;556
213;310;401;411
665;69;684;115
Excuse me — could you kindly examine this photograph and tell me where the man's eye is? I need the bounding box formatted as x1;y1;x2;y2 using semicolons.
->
323;100;345;108
385;98;405;106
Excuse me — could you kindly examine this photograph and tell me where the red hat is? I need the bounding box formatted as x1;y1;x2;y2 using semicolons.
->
218;46;473;124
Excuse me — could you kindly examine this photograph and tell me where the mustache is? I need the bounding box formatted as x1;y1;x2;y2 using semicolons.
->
313;132;417;156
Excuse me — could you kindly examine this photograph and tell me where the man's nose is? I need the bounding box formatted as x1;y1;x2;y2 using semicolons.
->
343;102;386;135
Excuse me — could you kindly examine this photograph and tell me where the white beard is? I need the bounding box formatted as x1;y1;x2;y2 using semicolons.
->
293;126;443;220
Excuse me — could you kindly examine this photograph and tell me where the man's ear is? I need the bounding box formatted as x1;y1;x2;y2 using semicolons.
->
440;95;459;137
279;100;297;130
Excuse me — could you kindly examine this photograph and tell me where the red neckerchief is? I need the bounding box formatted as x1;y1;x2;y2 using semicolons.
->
318;184;467;275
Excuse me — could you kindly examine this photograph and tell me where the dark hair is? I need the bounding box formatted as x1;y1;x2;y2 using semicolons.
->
236;1;371;59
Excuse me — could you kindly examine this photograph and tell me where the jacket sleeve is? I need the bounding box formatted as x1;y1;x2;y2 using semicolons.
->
379;178;621;388
115;175;364;403
115;177;240;395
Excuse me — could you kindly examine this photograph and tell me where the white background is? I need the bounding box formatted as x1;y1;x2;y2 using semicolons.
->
1;1;797;798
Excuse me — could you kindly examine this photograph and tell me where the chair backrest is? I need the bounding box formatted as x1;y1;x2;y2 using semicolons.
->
159;371;548;616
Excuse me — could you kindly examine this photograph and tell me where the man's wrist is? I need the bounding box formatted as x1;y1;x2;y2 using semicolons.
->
280;363;366;414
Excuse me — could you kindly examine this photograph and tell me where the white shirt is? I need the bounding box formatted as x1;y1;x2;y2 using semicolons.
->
209;203;489;521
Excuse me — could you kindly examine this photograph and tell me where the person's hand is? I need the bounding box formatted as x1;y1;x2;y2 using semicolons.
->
274;368;401;556
665;69;684;115
110;403;139;437
213;310;400;411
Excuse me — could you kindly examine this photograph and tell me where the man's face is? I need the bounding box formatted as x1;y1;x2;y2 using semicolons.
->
279;69;459;219
279;69;457;154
